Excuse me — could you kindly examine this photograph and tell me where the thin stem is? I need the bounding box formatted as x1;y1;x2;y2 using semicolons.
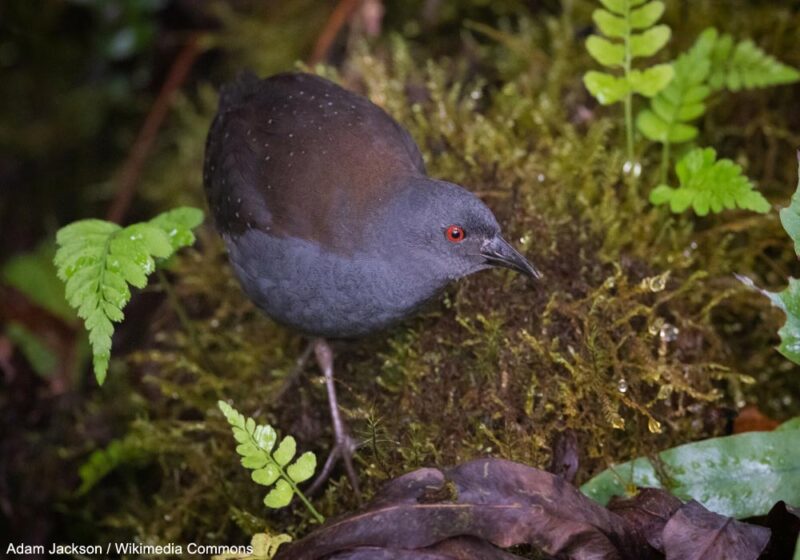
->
623;2;634;164
243;426;326;524
279;465;325;524
624;94;634;163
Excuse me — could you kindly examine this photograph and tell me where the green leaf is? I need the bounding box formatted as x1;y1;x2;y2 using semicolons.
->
252;464;280;486
236;442;259;456
636;109;668;141
287;452;317;483
598;0;646;15
76;435;152;496
217;401;322;521
241;453;269;469
628;64;674;97
649;147;770;215
581;421;800;518
54;207;204;384
149;206;205;250
264;480;293;509
629;25;671;58
122;223;172;259
779;156;800;255
763;278;800;365
629;1;664;29
779;417;800;432
4;323;58;379
586;36;625;67
273;436;297;466
584;0;670;108
583;71;629;105
636;27;715;148
592;10;626;39
253;425;277;454
3;243;76;321
637;110;697;142
709;31;800;91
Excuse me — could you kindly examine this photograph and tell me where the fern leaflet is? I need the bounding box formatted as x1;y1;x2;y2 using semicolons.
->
218;401;323;523
583;0;673;161
637;29;715;146
709;30;800;91
54;207;204;384
650;147;770;215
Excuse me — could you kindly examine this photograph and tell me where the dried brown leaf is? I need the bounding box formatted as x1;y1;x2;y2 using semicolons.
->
276;459;646;560
662;500;770;560
327;536;524;559
609;488;682;552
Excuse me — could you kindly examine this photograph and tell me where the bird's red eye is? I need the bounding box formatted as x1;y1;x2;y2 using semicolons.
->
445;225;465;243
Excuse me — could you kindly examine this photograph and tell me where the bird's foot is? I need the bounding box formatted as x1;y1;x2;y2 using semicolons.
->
308;430;361;497
309;338;362;499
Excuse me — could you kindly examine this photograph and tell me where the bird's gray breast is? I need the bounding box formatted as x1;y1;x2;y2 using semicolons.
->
224;229;444;338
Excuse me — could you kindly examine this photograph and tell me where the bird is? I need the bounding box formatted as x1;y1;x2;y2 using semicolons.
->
203;71;541;494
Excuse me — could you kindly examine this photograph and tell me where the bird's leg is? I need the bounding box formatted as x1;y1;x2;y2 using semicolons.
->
308;338;361;497
273;341;314;403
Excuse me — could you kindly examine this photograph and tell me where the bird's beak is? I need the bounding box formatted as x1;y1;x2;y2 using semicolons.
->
481;235;542;280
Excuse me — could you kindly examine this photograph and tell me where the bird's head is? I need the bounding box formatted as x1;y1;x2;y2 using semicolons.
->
375;178;541;283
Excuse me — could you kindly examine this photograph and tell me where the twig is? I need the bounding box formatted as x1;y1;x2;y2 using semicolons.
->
308;0;362;66
106;33;203;224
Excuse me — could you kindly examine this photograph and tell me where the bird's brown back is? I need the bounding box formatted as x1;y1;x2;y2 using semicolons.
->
203;72;426;254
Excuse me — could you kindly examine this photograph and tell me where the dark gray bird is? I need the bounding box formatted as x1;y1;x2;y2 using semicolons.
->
204;72;540;493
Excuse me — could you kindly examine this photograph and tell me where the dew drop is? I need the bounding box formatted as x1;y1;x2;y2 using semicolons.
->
659;323;679;342
623;160;642;177
617;378;628;393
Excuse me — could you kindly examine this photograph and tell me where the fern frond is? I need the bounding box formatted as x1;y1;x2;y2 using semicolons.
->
637;28;716;144
709;30;800;91
54;207;204;384
583;0;673;105
217;401;323;523
650;147;770;215
77;435;153;496
583;0;673;162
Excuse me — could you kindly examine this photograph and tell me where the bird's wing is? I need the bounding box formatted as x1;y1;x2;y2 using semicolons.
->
204;72;426;253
